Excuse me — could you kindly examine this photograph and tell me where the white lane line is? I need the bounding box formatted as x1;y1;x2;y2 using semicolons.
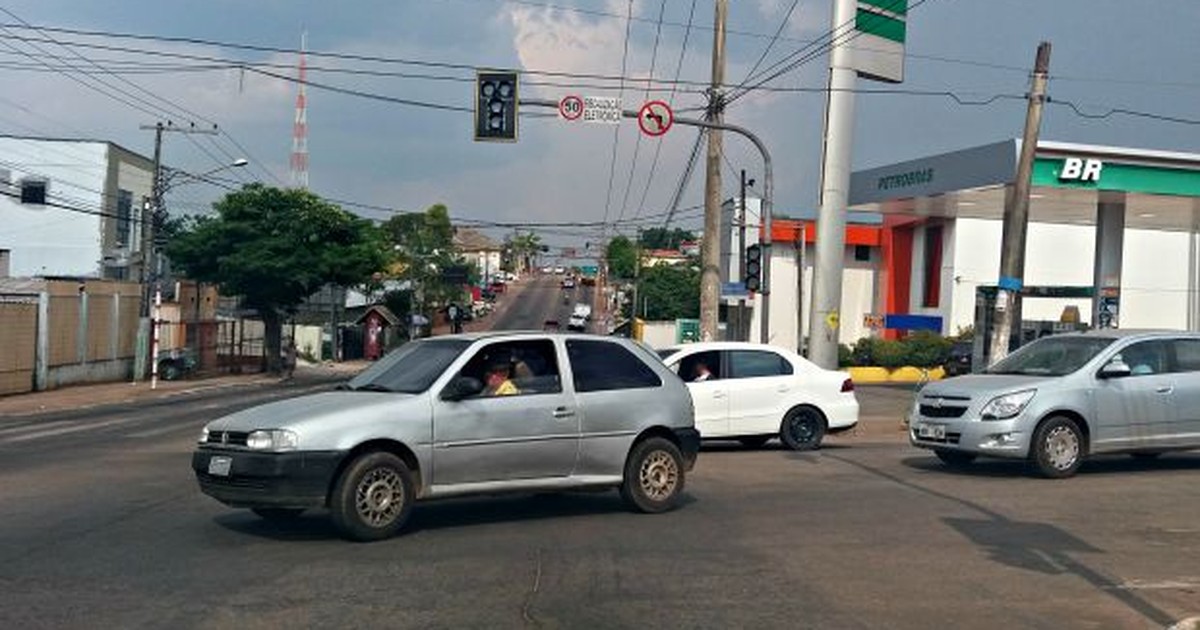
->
1110;577;1200;590
1;415;142;444
125;423;200;439
0;419;77;437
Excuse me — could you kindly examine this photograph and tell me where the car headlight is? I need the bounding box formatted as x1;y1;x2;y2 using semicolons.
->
980;390;1036;420
246;429;299;451
198;426;210;444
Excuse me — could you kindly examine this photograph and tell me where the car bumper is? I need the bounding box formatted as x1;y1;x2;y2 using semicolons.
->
673;427;701;471
192;448;345;509
908;415;1031;459
824;398;860;432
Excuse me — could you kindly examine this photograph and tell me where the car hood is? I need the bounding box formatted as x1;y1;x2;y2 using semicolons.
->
921;374;1052;398
205;391;419;433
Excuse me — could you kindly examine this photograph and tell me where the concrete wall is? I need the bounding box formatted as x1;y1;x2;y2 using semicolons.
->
0;296;37;395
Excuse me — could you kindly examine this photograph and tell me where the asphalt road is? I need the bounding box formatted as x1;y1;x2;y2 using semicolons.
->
1;296;1198;629
490;274;599;332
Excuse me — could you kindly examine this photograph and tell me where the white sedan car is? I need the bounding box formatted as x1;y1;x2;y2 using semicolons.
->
658;342;859;450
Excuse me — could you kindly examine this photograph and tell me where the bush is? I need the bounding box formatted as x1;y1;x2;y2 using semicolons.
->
841;331;954;369
904;330;953;368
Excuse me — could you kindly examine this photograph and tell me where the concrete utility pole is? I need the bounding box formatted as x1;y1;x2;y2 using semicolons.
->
807;0;859;369
988;42;1052;366
700;0;728;341
737;169;748;340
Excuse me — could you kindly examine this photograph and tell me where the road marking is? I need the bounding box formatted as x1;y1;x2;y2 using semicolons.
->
1110;578;1200;590
125;423;199;439
0;415;142;444
0;419;76;437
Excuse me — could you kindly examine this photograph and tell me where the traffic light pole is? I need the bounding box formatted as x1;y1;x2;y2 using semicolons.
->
521;98;773;344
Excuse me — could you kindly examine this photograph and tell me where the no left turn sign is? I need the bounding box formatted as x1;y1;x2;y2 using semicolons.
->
559;95;584;121
637;100;673;137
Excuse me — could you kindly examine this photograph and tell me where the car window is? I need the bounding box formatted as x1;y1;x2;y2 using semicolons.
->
566;339;663;392
675;350;721;383
1116;340;1170;376
347;338;471;393
455;339;562;398
728;350;793;378
987;336;1115;376
1171;339;1200;372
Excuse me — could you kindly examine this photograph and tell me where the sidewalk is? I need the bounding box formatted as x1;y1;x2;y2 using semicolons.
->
0;360;370;418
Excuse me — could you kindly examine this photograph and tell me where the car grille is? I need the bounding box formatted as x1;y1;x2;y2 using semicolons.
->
205;431;249;447
919;405;968;419
196;472;269;492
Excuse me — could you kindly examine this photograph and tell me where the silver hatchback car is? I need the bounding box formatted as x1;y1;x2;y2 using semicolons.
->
193;333;698;540
910;330;1200;478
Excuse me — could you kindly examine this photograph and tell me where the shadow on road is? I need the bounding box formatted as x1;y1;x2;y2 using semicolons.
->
828;452;1180;627
901;452;1200;478
213;492;698;540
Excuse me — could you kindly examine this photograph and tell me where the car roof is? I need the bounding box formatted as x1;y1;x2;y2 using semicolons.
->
1051;329;1200;341
658;341;795;355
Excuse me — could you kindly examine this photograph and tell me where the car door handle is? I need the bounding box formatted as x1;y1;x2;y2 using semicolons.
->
776;385;791;393
712;391;726;398
1155;386;1174;394
552;407;576;418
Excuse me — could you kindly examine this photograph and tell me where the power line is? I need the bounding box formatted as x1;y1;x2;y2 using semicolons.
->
615;0;669;226
633;0;700;223
732;0;802;95
599;0;637;238
1048;97;1200;126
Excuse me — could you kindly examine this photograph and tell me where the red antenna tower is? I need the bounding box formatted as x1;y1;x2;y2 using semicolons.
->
289;31;309;189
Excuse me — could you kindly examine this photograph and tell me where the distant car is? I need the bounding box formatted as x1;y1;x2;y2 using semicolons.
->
489;281;506;294
910;329;1200;478
554;266;565;274
541;266;553;274
944;341;973;376
562;278;576;289
542;319;559;331
193;333;699;541
567;315;588;331
158;347;198;381
572;303;592;319
658;342;859;450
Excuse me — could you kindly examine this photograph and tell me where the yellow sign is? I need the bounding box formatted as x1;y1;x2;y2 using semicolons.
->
825;311;840;330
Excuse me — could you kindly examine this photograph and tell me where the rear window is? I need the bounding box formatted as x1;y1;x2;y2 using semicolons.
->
566;339;663;392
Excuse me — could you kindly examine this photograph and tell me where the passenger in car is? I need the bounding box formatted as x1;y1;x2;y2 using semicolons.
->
691;363;714;382
484;359;520;396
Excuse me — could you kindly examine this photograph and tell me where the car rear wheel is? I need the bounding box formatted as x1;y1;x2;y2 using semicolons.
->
620;438;685;513
934;450;977;467
329;452;415;541
1030;416;1085;479
780;406;825;451
251;507;305;521
738;436;771;449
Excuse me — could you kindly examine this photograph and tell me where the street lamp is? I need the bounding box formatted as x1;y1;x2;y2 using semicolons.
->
144;157;249;389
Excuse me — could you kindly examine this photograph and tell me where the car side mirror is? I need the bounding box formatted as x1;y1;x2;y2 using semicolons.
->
442;376;484;401
1098;357;1132;379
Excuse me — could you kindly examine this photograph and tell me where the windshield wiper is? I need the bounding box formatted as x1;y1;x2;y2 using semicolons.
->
349;383;394;392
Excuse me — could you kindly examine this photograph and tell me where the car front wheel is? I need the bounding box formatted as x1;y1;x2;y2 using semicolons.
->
329;452;415;541
1030;416;1085;479
620;438;685;513
780;406;825;451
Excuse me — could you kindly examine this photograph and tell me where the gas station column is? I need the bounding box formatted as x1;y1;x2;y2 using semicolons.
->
1092;192;1126;328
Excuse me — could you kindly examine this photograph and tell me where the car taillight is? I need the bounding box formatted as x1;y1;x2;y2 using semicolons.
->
840;378;854;393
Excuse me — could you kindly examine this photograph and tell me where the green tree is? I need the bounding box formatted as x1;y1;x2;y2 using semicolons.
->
166;184;388;372
381;204;470;319
637;264;699;321
639;227;696;251
506;231;543;273
605;235;637;280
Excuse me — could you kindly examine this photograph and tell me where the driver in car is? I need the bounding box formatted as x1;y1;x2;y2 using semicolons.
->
484;358;520;396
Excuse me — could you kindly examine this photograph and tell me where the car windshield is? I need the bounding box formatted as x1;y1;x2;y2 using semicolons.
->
346;338;471;393
986;336;1115;376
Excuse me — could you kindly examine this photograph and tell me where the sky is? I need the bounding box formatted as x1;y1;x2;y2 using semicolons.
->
1;0;1199;258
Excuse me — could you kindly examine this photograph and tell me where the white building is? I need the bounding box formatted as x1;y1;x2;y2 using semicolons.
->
0;135;155;281
740;140;1200;355
453;227;503;284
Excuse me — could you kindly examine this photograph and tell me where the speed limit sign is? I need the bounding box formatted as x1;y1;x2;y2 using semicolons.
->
559;95;584;121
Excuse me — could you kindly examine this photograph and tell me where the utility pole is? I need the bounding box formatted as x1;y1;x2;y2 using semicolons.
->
807;0;858;368
797;222;807;353
700;0;728;342
989;42;1052;366
738;169;748;341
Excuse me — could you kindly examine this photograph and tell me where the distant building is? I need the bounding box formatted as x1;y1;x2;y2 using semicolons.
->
453;227;502;284
0;135;154;281
642;249;689;267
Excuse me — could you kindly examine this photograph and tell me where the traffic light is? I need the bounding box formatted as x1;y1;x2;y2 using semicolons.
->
475;71;519;142
744;244;762;292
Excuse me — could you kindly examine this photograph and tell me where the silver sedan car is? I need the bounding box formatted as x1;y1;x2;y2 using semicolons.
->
193;333;698;540
910;329;1200;478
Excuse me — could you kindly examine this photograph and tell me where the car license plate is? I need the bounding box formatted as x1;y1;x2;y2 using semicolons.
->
208;455;232;477
917;423;946;440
